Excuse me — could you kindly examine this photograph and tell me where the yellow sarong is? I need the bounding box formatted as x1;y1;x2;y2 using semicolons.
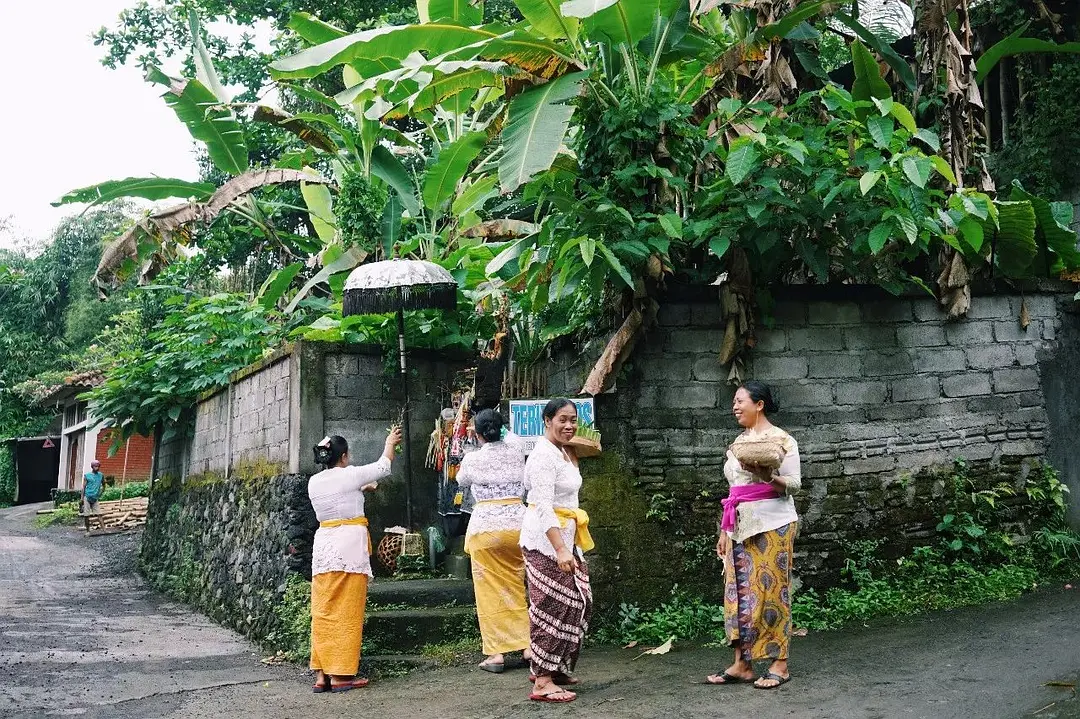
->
554;507;595;552
309;571;368;676
466;528;530;655
320;516;371;552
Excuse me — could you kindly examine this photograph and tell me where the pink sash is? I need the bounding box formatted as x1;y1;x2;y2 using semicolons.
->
720;483;780;533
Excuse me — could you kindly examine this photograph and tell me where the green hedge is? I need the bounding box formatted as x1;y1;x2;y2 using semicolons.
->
0;445;14;507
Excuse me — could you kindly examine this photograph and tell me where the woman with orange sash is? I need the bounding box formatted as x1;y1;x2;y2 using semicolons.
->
307;427;401;693
457;409;531;673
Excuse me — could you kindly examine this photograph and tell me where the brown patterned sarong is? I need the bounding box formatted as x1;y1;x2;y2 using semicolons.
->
523;548;592;676
723;522;796;662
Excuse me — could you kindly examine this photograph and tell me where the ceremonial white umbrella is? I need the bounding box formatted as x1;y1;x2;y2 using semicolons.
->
343;259;458;528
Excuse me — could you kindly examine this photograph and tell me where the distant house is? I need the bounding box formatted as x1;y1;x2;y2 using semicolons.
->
40;374;155;492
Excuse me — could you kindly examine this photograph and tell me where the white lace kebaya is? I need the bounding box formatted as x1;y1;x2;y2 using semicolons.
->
308;457;391;578
457;432;527;537
722;426;802;544
520;436;582;560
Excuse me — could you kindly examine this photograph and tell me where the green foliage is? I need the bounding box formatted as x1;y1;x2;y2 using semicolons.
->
97;482;151;502
85;293;283;442
268;573;312;661
337;172;390;254
596;586;725;646
34;502;82;528
0;445;15;507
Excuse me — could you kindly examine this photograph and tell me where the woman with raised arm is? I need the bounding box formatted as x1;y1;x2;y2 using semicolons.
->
307;427;402;694
707;380;801;690
520;399;594;704
457;409;531;673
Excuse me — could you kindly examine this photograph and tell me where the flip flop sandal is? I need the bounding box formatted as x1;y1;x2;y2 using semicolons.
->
478;661;505;674
313;677;331;694
530;690;576;703
753;672;791;689
330;678;370;693
706;671;754;685
529;673;579;685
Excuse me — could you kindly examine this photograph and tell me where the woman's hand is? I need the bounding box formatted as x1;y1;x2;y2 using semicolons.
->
716;533;730;558
362;482;379;492
555;546;576;574
383;426;403;461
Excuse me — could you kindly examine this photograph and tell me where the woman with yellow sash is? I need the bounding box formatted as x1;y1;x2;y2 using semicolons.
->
457;409;530;673
520;398;594;704
307;427;402;693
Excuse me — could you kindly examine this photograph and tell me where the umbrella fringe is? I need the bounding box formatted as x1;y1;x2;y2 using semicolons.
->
343;284;458;316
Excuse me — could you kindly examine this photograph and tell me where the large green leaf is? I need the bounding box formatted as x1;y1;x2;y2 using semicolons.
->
53;177;215;207
188;11;229;103
1011;183;1080;270
423;132;488;210
419;0;484;24
833;11;917;91
271;23;572;82
499;71;589;193
452;174;499;216
515;0;579;41
285;246;368;313
381;195;403;255
257;262;304;310
565;0;680;47
991;201;1037;279
975;27;1080;84
287;12;348;44
725;137;759;186
147;67;249;176
370;145;422;217
301;181;337;243
386;65;511;118
850;40;891;109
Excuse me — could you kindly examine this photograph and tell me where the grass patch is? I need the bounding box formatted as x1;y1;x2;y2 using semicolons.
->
34;502;81;528
419;636;482;666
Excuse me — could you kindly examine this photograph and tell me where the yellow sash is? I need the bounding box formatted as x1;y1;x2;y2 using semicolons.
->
475;498;523;507
553;507;595;553
319;516;371;553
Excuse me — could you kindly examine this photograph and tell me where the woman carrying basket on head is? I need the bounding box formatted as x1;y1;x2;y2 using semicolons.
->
457;409;532;673
707;380;801;690
520;398;594;704
307;427;402;694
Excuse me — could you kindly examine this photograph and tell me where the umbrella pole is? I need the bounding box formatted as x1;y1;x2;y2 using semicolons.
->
397;308;413;529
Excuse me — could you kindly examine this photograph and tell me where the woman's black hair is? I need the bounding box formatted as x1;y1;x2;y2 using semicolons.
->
543;398;576;421
473;409;505;443
313;435;349;468
740;380;779;414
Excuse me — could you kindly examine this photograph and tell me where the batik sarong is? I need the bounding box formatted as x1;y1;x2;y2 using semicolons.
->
723;522;796;661
523;548;592;676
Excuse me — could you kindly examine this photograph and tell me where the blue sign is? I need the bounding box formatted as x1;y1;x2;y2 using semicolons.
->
508;398;595;452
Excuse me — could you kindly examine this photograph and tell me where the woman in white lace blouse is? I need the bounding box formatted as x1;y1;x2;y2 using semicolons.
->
307;428;401;694
520;399;595;704
707;380;800;690
457;409;530;673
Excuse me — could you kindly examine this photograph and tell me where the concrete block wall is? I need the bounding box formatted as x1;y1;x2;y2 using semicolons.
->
550;287;1076;601
230;355;292;468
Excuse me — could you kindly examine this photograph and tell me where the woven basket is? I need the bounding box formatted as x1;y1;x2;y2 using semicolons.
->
567;436;602;458
732;437;785;470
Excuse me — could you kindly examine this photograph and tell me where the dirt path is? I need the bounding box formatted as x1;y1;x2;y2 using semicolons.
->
1;502;1077;719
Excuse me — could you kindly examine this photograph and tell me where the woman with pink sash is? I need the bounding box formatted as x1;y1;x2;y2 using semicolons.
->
707;380;801;690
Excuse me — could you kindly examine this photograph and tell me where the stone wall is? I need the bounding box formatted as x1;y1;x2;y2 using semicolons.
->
550;286;1077;605
139;473;316;644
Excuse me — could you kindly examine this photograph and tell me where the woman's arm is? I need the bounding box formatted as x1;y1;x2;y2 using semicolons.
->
770;438;802;494
347;427;401;490
456;451;476;488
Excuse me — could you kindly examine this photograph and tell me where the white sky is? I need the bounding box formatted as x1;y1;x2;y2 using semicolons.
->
0;0;275;252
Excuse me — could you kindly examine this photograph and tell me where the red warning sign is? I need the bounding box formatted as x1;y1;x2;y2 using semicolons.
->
42;438;55;449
